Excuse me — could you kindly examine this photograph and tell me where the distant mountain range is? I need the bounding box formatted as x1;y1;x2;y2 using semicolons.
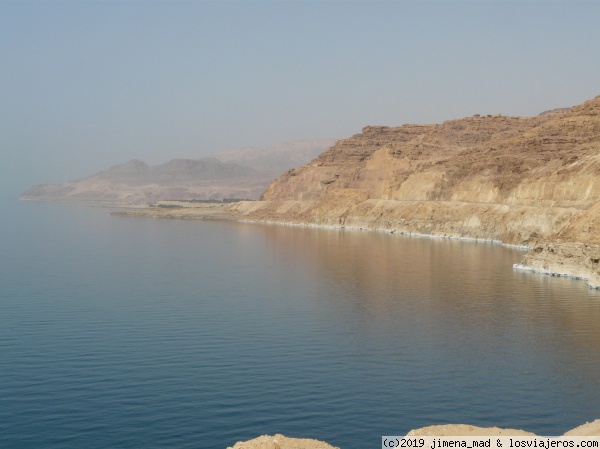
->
21;139;336;203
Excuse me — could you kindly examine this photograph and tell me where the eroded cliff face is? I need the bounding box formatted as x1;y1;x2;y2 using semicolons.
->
230;96;600;287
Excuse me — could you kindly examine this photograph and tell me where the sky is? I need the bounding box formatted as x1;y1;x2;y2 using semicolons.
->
1;0;599;198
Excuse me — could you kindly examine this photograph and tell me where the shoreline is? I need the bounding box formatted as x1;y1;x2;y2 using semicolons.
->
109;202;600;290
513;263;600;289
237;217;598;289
246;215;600;290
234;218;533;251
110;203;533;250
239;217;600;289
110;202;239;220
238;216;532;250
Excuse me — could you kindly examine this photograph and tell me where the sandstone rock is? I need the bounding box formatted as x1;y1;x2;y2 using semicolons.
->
516;241;600;288
226;434;339;449
226;421;600;448
563;420;600;436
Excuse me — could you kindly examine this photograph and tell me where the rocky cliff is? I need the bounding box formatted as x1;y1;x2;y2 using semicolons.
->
229;96;600;288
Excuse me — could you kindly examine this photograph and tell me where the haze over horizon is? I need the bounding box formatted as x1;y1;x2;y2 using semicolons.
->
2;1;599;199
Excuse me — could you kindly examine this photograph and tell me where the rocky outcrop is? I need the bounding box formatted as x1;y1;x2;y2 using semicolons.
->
516;242;600;288
227;434;339;449
227;421;600;447
564;420;600;436
228;96;600;287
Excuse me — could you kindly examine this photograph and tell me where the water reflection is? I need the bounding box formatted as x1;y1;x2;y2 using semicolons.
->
239;222;600;432
3;203;600;448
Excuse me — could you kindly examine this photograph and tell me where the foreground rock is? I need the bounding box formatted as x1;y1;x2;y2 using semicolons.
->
229;421;600;448
227;434;339;449
564;420;600;436
226;96;600;288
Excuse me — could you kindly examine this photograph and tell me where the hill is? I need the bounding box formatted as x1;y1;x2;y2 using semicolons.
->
21;139;335;203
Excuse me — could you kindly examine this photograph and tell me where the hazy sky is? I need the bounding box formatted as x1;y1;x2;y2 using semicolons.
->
2;1;599;197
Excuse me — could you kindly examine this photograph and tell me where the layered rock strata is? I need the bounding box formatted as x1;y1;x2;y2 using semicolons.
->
228;96;600;287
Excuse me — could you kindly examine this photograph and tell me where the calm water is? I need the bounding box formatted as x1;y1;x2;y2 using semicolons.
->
1;201;600;449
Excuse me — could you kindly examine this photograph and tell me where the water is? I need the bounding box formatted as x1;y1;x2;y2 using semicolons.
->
1;200;599;449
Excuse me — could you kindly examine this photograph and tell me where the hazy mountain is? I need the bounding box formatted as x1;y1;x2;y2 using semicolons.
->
213;139;336;173
21;139;336;203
